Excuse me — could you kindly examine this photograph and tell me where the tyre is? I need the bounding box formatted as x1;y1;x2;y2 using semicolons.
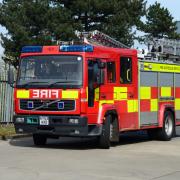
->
157;111;175;141
33;134;47;146
99;115;111;149
110;116;119;143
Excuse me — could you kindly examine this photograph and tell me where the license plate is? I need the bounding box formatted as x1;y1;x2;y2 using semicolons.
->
39;116;49;126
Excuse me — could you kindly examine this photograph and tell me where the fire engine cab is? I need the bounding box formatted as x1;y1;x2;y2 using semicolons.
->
9;31;180;149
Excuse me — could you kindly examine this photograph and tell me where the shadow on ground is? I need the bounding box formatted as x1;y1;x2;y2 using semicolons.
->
9;131;150;150
9;127;180;150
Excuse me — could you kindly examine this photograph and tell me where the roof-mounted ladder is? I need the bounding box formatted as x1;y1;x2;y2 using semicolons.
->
75;30;129;49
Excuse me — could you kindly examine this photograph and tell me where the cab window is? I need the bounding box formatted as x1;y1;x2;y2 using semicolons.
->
120;57;132;84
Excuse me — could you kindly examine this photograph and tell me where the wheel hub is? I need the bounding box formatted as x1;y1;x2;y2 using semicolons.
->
165;116;173;136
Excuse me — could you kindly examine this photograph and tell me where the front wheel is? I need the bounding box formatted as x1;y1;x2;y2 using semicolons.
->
98;115;111;149
33;134;47;146
157;111;175;141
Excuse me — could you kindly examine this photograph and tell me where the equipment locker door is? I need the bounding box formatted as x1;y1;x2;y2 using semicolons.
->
139;62;158;126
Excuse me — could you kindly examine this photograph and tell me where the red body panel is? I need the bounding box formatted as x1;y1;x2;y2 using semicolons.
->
158;101;174;127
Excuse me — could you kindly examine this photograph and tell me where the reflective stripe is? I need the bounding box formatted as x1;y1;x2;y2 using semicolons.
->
86;87;88;99
140;87;151;99
16;90;30;99
62;90;78;99
150;99;158;112
134;100;138;112
114;87;127;100
175;99;180;110
127;100;134;112
127;100;138;113
141;62;180;73
161;87;171;97
95;88;100;101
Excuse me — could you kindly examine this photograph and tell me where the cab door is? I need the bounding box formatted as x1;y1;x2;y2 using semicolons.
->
86;59;105;124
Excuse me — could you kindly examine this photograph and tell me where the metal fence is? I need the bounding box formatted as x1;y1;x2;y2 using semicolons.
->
0;68;14;123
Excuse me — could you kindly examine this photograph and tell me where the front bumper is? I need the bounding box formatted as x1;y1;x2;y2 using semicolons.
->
14;115;102;137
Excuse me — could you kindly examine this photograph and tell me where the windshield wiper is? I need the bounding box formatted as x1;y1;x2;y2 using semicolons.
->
48;81;78;87
20;81;48;88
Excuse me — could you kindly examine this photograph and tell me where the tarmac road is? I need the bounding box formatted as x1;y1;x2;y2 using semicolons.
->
1;127;180;180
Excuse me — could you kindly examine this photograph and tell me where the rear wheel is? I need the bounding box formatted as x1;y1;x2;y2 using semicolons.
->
33;134;47;146
157;111;175;141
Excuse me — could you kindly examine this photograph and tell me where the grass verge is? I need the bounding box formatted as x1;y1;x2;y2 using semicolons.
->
0;124;16;137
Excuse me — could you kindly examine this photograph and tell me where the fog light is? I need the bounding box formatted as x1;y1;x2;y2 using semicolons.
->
69;118;79;124
16;117;25;123
18;128;24;133
74;130;80;134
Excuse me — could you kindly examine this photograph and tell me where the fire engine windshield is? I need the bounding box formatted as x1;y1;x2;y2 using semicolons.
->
17;55;83;88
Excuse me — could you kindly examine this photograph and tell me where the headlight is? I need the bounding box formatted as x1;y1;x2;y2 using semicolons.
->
16;117;25;123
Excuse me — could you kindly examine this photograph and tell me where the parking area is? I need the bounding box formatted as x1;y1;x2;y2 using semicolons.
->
1;128;180;180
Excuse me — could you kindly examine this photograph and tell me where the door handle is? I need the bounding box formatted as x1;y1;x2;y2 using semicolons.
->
101;95;106;99
128;92;134;98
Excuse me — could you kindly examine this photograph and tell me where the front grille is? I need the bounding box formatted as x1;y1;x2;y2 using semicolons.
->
20;99;75;111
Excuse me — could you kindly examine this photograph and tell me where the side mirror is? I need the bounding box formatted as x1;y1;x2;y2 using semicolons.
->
8;68;14;86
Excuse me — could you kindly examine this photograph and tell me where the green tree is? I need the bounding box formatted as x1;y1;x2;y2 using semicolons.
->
0;0;146;66
0;0;76;67
143;1;178;39
58;0;146;45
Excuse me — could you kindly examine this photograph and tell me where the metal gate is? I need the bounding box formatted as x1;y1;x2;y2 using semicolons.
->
0;70;14;123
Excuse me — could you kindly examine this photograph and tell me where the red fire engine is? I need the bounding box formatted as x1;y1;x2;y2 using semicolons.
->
8;31;180;148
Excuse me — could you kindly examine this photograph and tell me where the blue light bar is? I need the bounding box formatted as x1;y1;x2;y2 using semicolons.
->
60;45;93;52
21;46;43;53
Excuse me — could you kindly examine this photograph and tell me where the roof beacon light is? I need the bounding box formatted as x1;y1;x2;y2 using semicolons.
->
60;45;93;52
21;46;43;53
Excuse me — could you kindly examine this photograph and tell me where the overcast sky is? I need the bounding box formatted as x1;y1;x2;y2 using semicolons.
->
0;0;180;54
